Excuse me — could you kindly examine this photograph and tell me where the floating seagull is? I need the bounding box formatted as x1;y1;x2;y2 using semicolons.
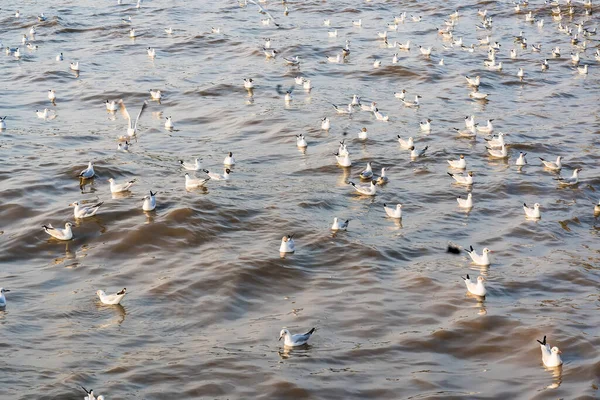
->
349;181;376;196
420;119;432;132
517;68;525;81
204;168;231;181
108;177;135;193
279;327;315;347
279;235;295;253
358;127;368;140
70;201;104;219
165;27;173;34
484;132;506;148
383;203;402;219
15;10;20;18
351;94;360;105
335;152;351;167
97;288;127;305
540;156;562;171
119;99;147;137
47;90;56;104
469;90;489;100
294;76;303;85
594;201;600;214
117;141;129;152
457;193;473;208
465;76;480;87
373;59;381;68
79;162;95;179
296;134;307;148
321;117;331;130
323;19;331;26
465;245;491;266
486;144;508;158
243;78;254;89
0;117;6;130
516;152;527;166
147;47;156;58
402;95;421;108
302;79;311;91
105;100;118;112
409;145;428;159
331;217;349;231
26;43;38;50
284;91;293;103
453;128;476;138
577;64;588;75
397;136;414;149
142;191;157;211
81;386;105;400
0;288;10;308
165;116;174;129
448;155;466;169
327;53;341;63
36;108;57;120
462;274;486;296
283;56;300;66
129;28;137;38
394;89;407;100
332;103;353;114
352;19;362;27
476;119;494;134
224;152;236;166
360;101;377;112
537;336;563;367
398;40;411;50
338;140;349;156
70;62;80;71
149;90;162;100
374;108;389;121
523;203;541;219
42;223;73;241
360;162;373;180
448;171;473;185
419;46;432;56
375;168;389;185
328;29;338;38
555;168;582;185
263;48;278;58
185;173;210;189
180;159;202;171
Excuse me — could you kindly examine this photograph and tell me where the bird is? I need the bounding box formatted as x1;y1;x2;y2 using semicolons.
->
394;89;407;100
375;168;389;185
402;95;421;108
352;19;362;27
332;103;353;114
70;62;80;71
485;132;506;148
284;91;293;103
302;79;312;91
465;115;475;129
397;136;414;149
119;99;147;138
409;145;428;159
419;46;432;56
537;336;563;367
70;201;104;219
448;155;466;169
0;117;6;130
577;64;588;75
129;28;137;38
523;203;541;219
486;144;508;158
263;48;278;58
36;108;57;120
358;127;368;140
42;223;73;241
279;327;315;347
243;78;254;89
555;168;582;185
470;91;489;100
465;76;480;87
327;53;342;64
335;152;351;167
47;90;56;103
540;156;562;171
383;203;402;219
517;67;525;81
283;56;300;66
179;158;201;171
108;178;135;193
594;200;600;214
149;90;162;100
457;193;473;208
79;162;95;179
349;181;376;196
165;27;173;35
97;288;127;305
465;245;491;266
476;119;494;134
331;217;349;231
147;47;156;58
165;116;174;129
360;162;373;180
81;387;105;400
448;171;473;185
328;29;338;38
296;134;307;148
374;108;389;121
203;168;231;181
279;235;295;253
462;274;486;296
185;173;210;189
453;128;476;138
420;119;432;132
373;59;381;68
117;141;129;152
142;191;157;211
360;101;377;112
398;40;411;50
0;288;11;308
516;152;527;166
224;152;236;166
321;117;331;130
105;100;118;112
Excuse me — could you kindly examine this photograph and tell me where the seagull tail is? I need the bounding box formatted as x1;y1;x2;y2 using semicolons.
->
306;327;316;335
536;335;546;346
447;172;454;178
117;288;126;295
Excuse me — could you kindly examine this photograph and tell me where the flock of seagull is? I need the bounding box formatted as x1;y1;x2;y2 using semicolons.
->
2;0;599;396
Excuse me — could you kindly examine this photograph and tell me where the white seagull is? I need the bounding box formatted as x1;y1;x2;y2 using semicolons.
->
224;152;236;166
516;152;527;166
279;327;315;347
97;288;127;305
457;193;473;208
331;217;349;231
486;144;508;158
462;274;486;296
296;134;307;148
539;156;562;171
397;136;414;149
279;235;295;253
203;168;231;181
448;155;466;169
179;158;201;171
185;173;210;189
555;168;582;185
70;201;104;219
42;223;73;241
79;162;95;179
448;171;473;185
142;191;157;211
108;178;135;193
0;288;10;308
359;162;373;180
465;245;491;266
383;203;402;219
537;336;563;367
349;181;376;196
523;203;541;219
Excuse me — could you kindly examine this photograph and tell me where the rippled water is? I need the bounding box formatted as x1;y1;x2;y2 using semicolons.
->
1;0;600;398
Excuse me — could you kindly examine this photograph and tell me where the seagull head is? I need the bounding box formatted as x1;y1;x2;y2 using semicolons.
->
483;248;491;254
225;169;232;174
96;290;105;297
279;329;290;341
477;276;486;283
69;201;79;207
0;288;10;294
551;346;562;354
65;222;73;228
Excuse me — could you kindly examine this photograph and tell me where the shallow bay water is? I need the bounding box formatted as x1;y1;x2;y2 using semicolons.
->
0;0;599;399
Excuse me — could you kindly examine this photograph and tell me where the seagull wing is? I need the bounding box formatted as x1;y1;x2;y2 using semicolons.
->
119;99;132;130
134;101;148;131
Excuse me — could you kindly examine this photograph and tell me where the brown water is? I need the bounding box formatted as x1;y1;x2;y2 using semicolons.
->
1;0;600;399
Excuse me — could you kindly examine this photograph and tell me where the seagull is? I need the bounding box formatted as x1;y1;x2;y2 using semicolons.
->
552;47;560;57
331;217;349;231
279;235;295;253
462;274;486;296
26;42;39;50
594;200;600;214
398;40;411;50
409;145;428;159
263;48;278;58
411;15;422;22
394;89;407;100
465;76;480;87
351;94;360;105
349;181;376;196
0;117;6;130
185;173;210;189
70;201;104;219
224;152;236;166
332;103;353;114
105;100;118;112
97;288;127;305
360;162;373;180
470;90;489;100
149;90;162;100
419;46;432;56
296;134;307;148
323;19;331;26
119;99;147;137
117;141;129;152
577;64;588;75
397;136;414;149
203;168;231;181
42;223;73;241
283;56;300;66
383;203;402;219
328;29;338;38
70;62;79;71
327;54;341;63
360;101;377;112
540;156;562;170
486;144;508;158
294;76;303;85
537;336;563;367
358;127;368;140
335;152;351;167
36;108;57;120
476;119;494;134
420;119;432;132
79;162;95;179
303;79;312;91
129;28;137;38
179;158;202;171
15;10;20;18
523;203;541;219
517;68;525;81
0;288;10;308
555;168;582;185
108;178;135;193
338;140;349;156
402;95;421;108
516;152;527;166
457;193;473;208
375;167;389;185
484;132;506;148
448;171;473;186
142;191;157;211
465;245;491;266
373;59;381;68
48;90;56;103
147;47;156;58
541;59;549;71
81;387;98;400
374;108;389;121
352;19;362;27
448;155;467;169
244;78;254;89
165;116;174;129
165;27;173;34
279;327;315;347
321;117;331;130
453;128;476;138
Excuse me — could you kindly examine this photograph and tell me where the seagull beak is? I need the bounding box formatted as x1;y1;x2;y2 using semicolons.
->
558;350;562;354
68;203;74;206
278;335;282;341
4;289;9;292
